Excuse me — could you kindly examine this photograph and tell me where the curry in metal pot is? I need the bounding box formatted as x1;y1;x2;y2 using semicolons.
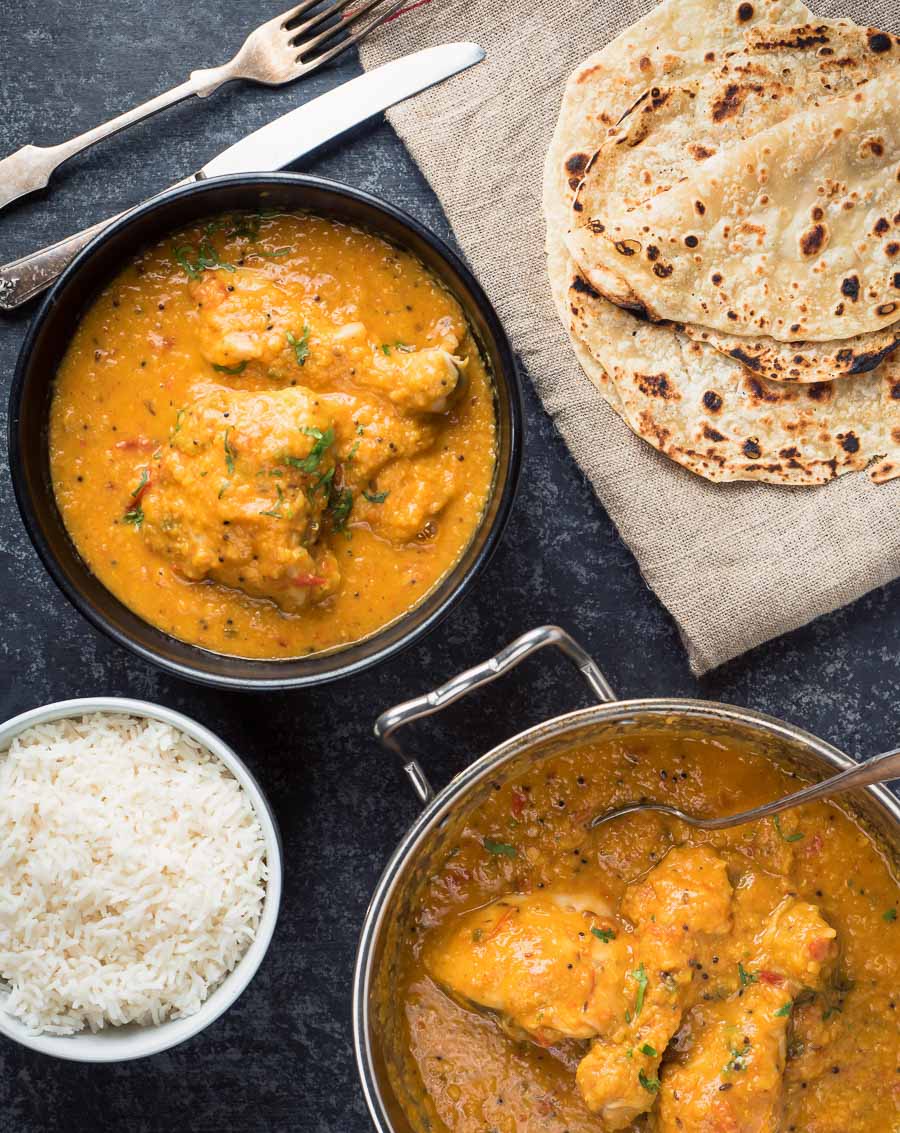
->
50;212;496;658
388;729;900;1132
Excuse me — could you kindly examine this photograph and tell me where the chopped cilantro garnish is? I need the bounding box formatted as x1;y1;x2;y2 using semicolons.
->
172;238;235;280
775;1001;793;1018
483;838;517;858
328;485;353;532
212;361;248;375
130;468;149;498
172;407;186;436
363;489;390;504
884;908;897;922
639;1043;657;1057
738;962;757;988
307;465;335;502
123;505;144;528
631;963;648;1019
227;212;263;240
725;1042;752;1073
224;428;236;475
638;1070;660;1093
286;325;311;366
260;484;285;519
590;927;616;943
226;208;284;240
773;814;804;843
287;425;335;474
380;343;392;356
172;246;201;279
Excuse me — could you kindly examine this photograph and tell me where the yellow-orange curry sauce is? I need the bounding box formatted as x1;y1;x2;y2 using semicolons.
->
389;730;900;1132
50;212;496;659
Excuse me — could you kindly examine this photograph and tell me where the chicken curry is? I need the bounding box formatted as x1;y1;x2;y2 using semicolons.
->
49;212;497;658
389;728;900;1132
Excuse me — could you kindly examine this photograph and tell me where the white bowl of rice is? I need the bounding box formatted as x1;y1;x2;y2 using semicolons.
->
0;698;281;1062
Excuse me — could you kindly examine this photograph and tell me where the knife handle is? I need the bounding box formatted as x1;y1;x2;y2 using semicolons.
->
0;177;197;310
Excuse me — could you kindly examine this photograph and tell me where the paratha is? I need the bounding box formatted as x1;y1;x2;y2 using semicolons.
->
545;0;900;483
560;14;900;379
565;72;900;342
567;264;900;484
679;321;900;383
544;0;813;417
571;19;900;218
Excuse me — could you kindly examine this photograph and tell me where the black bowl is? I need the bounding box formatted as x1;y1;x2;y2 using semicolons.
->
10;173;522;689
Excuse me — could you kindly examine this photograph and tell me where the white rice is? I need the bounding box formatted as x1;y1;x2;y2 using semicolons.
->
0;713;267;1036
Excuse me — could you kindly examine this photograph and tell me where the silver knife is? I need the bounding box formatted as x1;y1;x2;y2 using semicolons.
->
0;43;484;311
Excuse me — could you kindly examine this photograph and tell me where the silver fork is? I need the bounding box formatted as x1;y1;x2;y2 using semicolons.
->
0;0;405;212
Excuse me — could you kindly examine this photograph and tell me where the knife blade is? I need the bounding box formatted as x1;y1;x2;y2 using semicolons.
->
202;42;484;178
0;43;485;310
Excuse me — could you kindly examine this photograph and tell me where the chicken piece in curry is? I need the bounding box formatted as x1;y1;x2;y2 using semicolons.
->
655;897;836;1133
575;846;734;1129
140;386;343;612
427;891;629;1044
387;729;900;1133
50;212;496;658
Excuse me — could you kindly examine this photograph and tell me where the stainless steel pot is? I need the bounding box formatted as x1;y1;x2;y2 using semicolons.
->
352;625;900;1133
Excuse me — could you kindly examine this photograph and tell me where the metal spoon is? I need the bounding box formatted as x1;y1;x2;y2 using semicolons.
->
590;746;900;832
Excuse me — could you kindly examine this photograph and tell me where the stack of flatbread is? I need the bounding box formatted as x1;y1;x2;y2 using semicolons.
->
545;0;900;485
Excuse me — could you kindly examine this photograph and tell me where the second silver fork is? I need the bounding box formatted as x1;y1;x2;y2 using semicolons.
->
0;0;404;213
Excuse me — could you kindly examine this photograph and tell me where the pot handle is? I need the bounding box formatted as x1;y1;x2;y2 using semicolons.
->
374;625;616;804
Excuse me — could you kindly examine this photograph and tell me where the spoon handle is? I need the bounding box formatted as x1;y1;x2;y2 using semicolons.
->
707;746;900;829
0;175;198;309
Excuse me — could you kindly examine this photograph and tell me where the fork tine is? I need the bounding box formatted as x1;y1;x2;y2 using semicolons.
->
293;0;384;54
296;0;405;69
286;0;358;43
276;0;326;29
335;1;408;48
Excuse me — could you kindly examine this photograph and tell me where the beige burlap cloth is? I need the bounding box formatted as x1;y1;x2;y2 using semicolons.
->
360;0;900;675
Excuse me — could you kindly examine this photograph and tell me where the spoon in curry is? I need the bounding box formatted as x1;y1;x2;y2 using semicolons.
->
590;746;900;832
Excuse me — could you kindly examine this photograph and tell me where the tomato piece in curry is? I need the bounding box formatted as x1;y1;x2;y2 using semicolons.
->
388;730;900;1133
50;212;497;659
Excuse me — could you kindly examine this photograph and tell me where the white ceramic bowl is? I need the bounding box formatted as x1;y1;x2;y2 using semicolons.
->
0;697;282;1062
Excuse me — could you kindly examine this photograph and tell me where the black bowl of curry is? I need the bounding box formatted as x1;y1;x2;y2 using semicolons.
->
10;174;521;688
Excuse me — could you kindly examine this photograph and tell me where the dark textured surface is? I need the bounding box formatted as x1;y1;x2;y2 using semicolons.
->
1;3;899;1130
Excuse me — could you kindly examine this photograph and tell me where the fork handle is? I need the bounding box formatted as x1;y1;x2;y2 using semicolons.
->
703;744;900;830
0;176;198;309
0;65;236;215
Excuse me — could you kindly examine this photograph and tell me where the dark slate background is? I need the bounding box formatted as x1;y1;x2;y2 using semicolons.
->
1;3;899;1130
